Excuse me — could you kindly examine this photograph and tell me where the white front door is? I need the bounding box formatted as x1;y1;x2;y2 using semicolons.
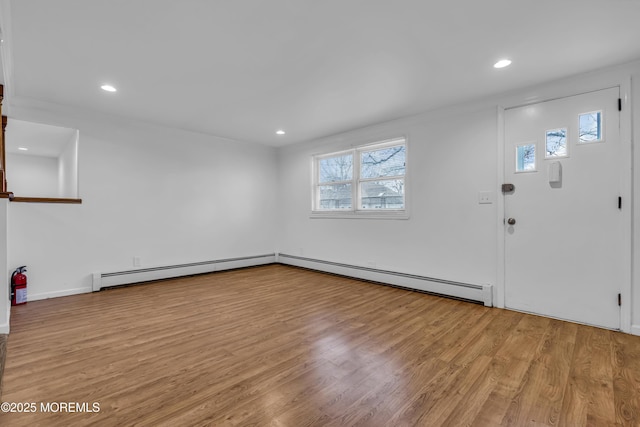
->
504;87;623;329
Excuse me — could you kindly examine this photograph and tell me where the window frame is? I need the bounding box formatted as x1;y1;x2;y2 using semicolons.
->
314;148;354;211
578;110;604;144
515;142;537;173
311;137;409;219
544;127;569;159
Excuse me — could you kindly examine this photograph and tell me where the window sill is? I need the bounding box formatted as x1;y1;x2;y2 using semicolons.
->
310;210;409;220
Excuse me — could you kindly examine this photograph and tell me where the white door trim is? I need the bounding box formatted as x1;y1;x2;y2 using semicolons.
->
497;80;633;332
496;105;506;309
619;76;632;333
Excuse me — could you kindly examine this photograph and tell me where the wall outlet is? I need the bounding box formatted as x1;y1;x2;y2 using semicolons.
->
478;191;495;204
133;257;141;267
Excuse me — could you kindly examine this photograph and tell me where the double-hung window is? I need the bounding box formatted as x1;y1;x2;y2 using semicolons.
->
312;137;407;218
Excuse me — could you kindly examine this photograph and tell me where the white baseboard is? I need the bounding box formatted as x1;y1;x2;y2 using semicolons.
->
93;253;276;291
28;287;93;302
630;325;640;336
278;253;493;306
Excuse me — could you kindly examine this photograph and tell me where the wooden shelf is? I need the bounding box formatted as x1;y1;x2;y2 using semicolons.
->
10;197;82;204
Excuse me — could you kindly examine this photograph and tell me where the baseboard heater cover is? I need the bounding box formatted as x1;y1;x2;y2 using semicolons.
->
92;253;276;291
277;253;493;307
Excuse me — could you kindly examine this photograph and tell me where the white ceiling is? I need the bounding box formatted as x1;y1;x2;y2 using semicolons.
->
3;0;640;147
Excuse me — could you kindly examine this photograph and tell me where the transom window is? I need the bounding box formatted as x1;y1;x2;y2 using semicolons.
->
312;137;407;217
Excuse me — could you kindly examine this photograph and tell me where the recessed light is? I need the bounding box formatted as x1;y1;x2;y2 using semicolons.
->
101;84;117;92
494;59;512;69
276;130;286;135
18;147;28;151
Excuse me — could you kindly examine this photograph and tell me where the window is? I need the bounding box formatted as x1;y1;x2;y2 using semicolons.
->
317;151;353;210
545;128;568;158
579;111;603;143
312;138;407;217
515;143;536;172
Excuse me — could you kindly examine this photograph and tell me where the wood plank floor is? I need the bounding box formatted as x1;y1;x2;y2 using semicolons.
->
1;264;640;426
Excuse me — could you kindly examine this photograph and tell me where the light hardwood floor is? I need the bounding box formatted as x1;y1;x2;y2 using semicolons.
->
1;264;640;426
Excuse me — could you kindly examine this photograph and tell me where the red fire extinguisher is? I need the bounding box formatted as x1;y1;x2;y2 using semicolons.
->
11;266;28;306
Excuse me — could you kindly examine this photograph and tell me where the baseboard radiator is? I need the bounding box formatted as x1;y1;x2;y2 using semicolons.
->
91;252;492;307
277;253;493;307
92;253;276;291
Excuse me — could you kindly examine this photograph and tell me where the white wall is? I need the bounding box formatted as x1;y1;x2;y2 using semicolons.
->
277;60;640;333
58;131;78;198
6;152;59;197
276;106;498;287
1;60;639;336
6;129;79;198
5;99;278;301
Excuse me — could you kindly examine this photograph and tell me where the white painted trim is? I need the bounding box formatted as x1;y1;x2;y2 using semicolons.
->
93;254;276;291
92;272;101;292
278;253;493;306
28;287;92;302
481;285;493;307
619;76;633;333
310;211;410;220
496;105;506;309
631;325;640;336
632;71;640;335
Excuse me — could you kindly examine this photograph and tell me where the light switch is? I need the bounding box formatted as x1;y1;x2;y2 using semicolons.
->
478;191;494;204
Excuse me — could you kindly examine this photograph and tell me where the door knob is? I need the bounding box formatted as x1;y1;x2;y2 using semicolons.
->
507;218;516;225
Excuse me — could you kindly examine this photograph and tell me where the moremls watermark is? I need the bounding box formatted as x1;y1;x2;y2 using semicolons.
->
1;402;101;413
